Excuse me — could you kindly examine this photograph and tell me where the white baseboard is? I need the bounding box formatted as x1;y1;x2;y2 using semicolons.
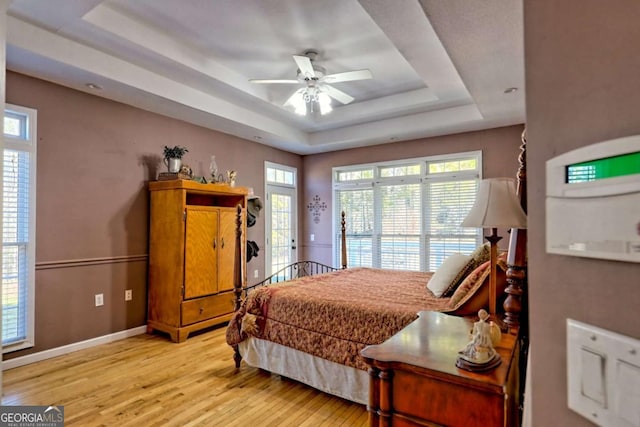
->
2;325;148;371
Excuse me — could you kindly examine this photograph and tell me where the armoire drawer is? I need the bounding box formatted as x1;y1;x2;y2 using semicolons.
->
182;292;235;325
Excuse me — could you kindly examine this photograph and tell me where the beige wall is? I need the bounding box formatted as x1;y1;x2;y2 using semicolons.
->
5;71;302;358
525;1;640;425
301;125;525;265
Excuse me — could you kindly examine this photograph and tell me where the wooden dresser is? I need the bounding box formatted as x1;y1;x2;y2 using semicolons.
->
361;311;520;427
147;180;247;342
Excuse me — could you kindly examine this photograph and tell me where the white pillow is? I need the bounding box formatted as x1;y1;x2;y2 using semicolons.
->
427;253;473;298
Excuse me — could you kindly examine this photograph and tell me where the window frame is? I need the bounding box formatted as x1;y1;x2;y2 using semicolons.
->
3;103;37;353
333;151;482;271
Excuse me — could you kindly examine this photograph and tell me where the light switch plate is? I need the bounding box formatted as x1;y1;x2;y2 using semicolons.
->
567;319;640;426
616;360;640;425
580;347;606;406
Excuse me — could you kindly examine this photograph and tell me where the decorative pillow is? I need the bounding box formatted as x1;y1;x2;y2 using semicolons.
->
496;250;508;270
440;242;491;297
471;241;491;262
448;261;491;307
446;257;508;316
426;253;472;298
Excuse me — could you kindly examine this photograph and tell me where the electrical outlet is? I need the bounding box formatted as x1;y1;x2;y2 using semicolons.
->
254;269;259;278
95;293;104;307
125;289;132;301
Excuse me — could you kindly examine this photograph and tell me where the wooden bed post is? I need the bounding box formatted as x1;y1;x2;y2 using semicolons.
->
233;204;244;312
341;211;347;269
233;204;243;368
503;129;528;333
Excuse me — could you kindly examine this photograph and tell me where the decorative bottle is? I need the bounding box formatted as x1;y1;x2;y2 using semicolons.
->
209;155;219;183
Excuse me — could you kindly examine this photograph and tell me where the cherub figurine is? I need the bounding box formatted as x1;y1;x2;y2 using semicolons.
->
227;170;237;187
458;309;500;364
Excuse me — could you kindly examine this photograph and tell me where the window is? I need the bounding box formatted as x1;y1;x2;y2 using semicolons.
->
266;165;295;186
334;152;481;271
3;104;37;352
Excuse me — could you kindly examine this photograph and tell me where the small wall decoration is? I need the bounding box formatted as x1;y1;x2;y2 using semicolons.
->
307;195;327;224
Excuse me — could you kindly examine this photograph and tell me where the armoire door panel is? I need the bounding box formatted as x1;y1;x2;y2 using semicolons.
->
184;207;218;299
217;209;239;292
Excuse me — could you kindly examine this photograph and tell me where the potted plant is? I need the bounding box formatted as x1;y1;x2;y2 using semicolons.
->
162;145;188;172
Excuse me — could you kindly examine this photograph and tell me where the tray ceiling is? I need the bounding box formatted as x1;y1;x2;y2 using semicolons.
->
6;0;524;154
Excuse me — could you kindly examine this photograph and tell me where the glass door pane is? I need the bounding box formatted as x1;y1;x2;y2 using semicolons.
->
267;187;297;278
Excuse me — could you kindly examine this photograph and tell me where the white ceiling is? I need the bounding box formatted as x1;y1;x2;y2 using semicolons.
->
5;0;524;155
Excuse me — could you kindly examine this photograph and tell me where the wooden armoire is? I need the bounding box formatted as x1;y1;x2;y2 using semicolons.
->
147;180;247;342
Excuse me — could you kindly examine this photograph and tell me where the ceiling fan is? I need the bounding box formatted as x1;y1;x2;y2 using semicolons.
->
249;50;373;115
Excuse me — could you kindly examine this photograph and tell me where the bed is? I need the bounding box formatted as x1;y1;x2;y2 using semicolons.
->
226;136;528;405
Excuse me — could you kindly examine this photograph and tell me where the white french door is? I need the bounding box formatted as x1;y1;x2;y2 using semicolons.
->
265;162;297;278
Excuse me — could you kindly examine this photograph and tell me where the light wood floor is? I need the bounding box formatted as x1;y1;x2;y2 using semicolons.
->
2;325;368;426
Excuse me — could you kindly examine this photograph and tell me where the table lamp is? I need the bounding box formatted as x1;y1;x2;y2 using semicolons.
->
461;178;527;326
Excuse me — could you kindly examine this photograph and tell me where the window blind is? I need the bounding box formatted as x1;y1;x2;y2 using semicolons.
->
425;179;479;271
334;153;481;272
3;105;36;351
2;150;31;344
379;183;421;270
336;188;374;267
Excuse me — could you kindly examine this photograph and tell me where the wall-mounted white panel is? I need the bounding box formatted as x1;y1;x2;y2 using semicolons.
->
547;135;640;263
616;361;640;425
568;319;640;426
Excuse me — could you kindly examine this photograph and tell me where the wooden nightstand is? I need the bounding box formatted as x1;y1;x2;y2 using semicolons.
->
361;311;520;427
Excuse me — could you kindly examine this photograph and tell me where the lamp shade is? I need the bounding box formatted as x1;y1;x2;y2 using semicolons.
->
461;178;527;229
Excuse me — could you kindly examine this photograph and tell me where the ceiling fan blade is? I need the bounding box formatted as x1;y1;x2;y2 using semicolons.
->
322;85;354;105
323;69;373;83
293;55;316;78
249;79;300;84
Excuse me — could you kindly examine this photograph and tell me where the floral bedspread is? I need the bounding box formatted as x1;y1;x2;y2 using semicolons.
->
226;267;453;371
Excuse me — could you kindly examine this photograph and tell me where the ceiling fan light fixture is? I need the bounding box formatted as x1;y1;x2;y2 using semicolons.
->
290;87;333;116
302;86;316;103
318;92;332;115
293;95;307;115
